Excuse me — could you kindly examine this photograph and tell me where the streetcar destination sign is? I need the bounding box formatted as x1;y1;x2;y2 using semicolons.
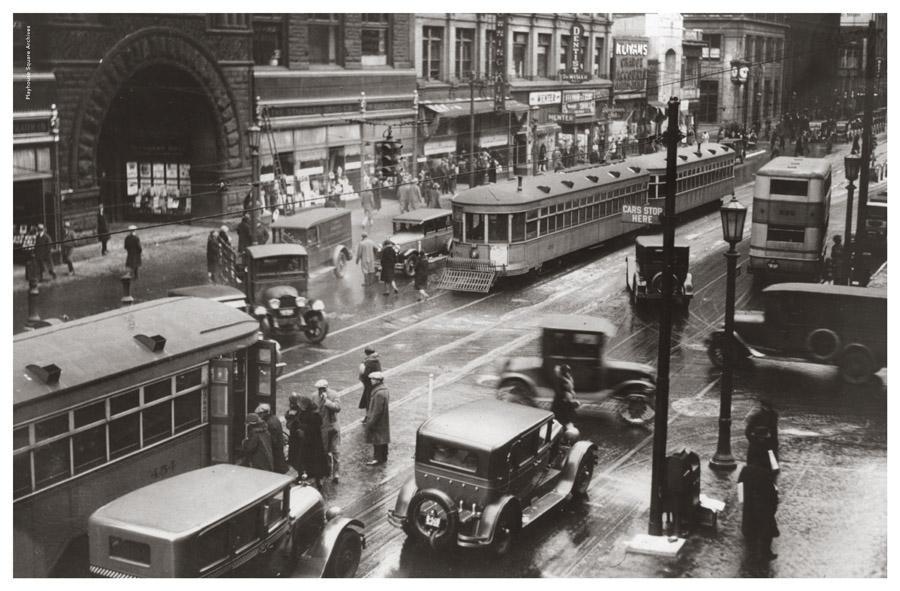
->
622;204;663;225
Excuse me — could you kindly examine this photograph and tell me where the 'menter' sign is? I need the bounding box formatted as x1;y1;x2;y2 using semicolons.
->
622;204;663;225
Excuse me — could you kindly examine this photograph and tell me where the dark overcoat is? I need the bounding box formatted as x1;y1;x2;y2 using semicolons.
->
738;464;779;542
365;383;391;445
124;234;143;269
380;245;397;282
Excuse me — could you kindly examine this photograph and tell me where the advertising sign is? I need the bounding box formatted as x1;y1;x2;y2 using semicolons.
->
560;21;591;83
613;37;649;94
529;91;562;106
622;203;663;225
562;90;595;117
493;13;507;111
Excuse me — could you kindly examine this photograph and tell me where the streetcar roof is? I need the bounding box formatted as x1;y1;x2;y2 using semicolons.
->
13;297;260;413
271;207;350;229
756;157;832;179
626;142;737;172
392;208;452;223
762;282;887;300
635;235;689;249
245;243;308;258
418;399;552;451
539;314;617;336
89;465;294;540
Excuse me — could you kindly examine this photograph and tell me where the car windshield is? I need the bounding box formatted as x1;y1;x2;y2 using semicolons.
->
255;256;307;278
429;443;479;474
393;221;421;233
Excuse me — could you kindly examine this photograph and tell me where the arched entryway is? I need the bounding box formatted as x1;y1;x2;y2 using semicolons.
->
70;27;244;222
97;64;219;221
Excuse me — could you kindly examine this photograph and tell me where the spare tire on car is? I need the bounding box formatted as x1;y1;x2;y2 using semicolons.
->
406;490;459;551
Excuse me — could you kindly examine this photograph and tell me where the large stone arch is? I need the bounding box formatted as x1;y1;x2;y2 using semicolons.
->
70;27;243;189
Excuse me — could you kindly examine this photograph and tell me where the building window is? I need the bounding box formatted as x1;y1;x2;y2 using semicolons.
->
593;37;605;77
485;29;496;78
422;26;443;81
699;79;719;123
456;28;474;79
683;52;701;87
702;34;721;60
361;14;390;67
254;16;287;66
665;49;677;77
537;33;551;78
308;14;342;65
512;32;528;78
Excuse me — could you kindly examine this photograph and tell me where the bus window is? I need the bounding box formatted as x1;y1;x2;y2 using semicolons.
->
111;390;139;415
487;214;509;242
767;225;805;243
174;390;203;434
511;213;525;242
14;453;31;498
770;179;808;196
466;213;484;242
34;439;70;489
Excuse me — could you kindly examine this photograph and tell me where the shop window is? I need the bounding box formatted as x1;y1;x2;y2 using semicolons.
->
252;16;286;66
511;213;526;242
422;26;443;80
362;14;389;67
456;28;474;79
308;14;342;66
537;34;551;78
513;32;528;78
488;214;509;243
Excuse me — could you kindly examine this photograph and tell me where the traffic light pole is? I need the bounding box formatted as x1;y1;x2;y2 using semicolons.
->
648;97;680;537
852;19;878;284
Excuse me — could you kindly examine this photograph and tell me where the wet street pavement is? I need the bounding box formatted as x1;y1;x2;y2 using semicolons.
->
13;139;888;577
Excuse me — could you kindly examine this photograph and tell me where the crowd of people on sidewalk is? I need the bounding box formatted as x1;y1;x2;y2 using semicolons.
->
239;345;393;489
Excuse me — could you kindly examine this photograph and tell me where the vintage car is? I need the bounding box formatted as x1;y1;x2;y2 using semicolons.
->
168;284;249;312
706;283;887;384
496;315;657;426
88;465;364;578
379;208;453;276
243;244;328;343
387;399;597;555
270;208;353;278
625;235;693;306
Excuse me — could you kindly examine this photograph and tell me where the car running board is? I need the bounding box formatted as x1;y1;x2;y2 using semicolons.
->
521;490;566;527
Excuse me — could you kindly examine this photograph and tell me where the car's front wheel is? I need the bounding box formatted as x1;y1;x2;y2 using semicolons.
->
571;448;597;500
404;254;418;277
618;386;656;426
323;530;362;578
407;490;458;551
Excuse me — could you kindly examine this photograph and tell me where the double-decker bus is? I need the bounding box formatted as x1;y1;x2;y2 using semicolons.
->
13;297;279;577
437;143;735;292
749;157;832;283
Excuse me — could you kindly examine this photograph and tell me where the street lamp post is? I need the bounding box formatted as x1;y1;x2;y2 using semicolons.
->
709;195;747;472
843;154;862;283
50;104;61;263
247;121;261;247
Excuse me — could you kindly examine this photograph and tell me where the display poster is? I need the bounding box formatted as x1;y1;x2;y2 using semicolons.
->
613;37;649;94
126;161;138;178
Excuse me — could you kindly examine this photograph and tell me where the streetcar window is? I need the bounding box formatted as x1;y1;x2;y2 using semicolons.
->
511;213;526;242
34;439;70;489
74;401;105;428
174;390;203;434
14;427;29;450
109;536;151;567
540;207;549;216
145;378;172;403
526;220;538;240
564;211;572;227
465;213;484;242
14;453;31;497
111;390;140;415
555;214;564;230
526;209;538;220
540;218;548;235
452;207;463;240
109;413;141;459
143;404;173;446
35;415;68;442
578;208;586;224
176;368;203;392
487;214;508;242
766;225;805;243
548;216;557;233
73;425;107;474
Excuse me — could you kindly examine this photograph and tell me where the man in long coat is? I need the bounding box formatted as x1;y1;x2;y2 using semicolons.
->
34;224;56;281
363;372;390;465
358;346;382;409
124;225;143;279
738;455;780;560
256;403;287;474
356;232;378;286
745;398;779;463
97;204;110;255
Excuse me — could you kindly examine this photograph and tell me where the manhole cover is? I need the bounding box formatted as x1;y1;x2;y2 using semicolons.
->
672;398;721;418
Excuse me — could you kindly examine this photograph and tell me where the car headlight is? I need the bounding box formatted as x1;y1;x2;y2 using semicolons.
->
311;300;325;311
268;298;280;309
470;246;479;259
294;296;307;308
253;306;267;317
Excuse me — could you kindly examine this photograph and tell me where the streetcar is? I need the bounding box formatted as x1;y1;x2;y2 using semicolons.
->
748;157;832;283
13;297;280;577
437;143;735;292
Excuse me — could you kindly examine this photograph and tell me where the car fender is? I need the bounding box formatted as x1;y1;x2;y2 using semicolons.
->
609;379;657;400
295;517;366;578
471;495;520;543
497;372;540;398
391;476;418;521
555;440;598;498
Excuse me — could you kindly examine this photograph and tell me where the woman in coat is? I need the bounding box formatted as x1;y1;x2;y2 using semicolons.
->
241;413;274;472
380;240;399;295
363;372;390;465
290;395;329;488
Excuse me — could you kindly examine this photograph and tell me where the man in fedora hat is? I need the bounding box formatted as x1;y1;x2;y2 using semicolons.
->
363;371;390;465
34;223;56;281
314;379;342;483
124;225;142;279
358;345;382;409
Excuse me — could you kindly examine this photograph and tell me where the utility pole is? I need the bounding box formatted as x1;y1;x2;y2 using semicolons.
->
359;91;367;192
852;19;878;285
648;96;681;536
469;73;476;189
412;89;419;179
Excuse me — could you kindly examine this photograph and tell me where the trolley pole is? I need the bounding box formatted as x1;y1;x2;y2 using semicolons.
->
648;96;681;537
852;19;878;284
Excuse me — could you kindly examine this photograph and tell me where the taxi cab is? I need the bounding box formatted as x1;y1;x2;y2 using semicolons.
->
88;465;364;578
380;208;453;276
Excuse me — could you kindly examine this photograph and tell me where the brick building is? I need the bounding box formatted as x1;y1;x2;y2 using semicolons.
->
11;13;416;236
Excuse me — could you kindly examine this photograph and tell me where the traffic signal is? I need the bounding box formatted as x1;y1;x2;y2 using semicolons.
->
376;139;403;178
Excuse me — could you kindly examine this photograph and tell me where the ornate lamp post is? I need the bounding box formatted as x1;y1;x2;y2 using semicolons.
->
710;195;748;471
246;121;261;246
842;154;862;283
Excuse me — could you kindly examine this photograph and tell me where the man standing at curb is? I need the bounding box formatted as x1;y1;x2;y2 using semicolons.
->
61;221;76;276
124;225;142;279
97;204;110;255
363;371;390;466
34;224;56;281
358;346;381;409
315;379;342;483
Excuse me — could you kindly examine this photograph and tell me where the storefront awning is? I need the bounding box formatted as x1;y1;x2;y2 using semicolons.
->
423;99;530;118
